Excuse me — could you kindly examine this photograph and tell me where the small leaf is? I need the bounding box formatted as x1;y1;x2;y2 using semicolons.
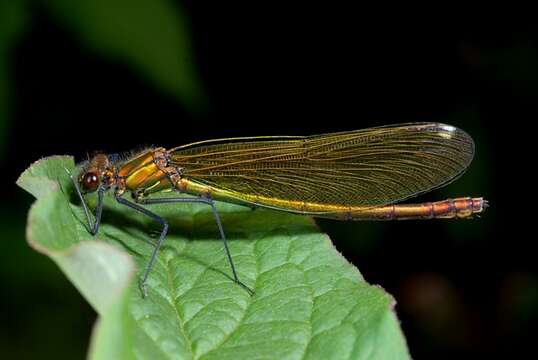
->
16;155;73;199
18;156;410;359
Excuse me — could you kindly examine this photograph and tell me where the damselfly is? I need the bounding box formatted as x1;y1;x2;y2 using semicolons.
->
69;122;487;297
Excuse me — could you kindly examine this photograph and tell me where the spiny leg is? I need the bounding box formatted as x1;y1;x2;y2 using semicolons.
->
115;195;168;297
139;196;254;295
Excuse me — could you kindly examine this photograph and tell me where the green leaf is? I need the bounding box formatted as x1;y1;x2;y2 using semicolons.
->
41;0;205;111
17;156;410;359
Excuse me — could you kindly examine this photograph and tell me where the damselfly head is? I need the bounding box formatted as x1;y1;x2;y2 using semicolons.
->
80;171;100;192
78;153;115;193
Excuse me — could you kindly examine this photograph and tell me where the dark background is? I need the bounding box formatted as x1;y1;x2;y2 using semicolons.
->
1;2;536;359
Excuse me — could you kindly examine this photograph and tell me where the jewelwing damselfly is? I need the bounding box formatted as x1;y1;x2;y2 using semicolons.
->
69;122;487;297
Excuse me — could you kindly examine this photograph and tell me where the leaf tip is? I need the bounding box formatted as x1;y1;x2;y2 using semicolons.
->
16;155;75;198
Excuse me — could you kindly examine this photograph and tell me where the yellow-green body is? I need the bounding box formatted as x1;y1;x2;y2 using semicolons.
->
118;143;486;221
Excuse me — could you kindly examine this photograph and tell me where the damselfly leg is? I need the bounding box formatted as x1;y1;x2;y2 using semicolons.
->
138;196;254;296
114;196;169;297
68;170;104;235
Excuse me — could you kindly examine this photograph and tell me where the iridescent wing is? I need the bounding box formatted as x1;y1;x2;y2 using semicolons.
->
169;123;474;208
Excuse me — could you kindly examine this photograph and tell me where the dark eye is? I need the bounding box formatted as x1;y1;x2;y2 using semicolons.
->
81;172;100;192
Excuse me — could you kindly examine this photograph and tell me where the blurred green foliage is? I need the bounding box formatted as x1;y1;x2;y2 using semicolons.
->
0;0;204;160
0;0;27;159
42;0;205;111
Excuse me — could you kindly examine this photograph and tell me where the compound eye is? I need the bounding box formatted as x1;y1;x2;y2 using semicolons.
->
81;172;100;193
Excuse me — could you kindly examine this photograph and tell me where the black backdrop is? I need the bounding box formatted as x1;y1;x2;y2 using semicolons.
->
1;3;536;359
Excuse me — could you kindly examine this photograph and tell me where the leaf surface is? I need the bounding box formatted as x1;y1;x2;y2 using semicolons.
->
17;156;410;359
